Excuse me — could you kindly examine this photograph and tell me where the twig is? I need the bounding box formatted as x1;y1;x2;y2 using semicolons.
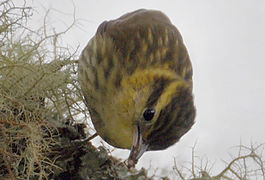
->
215;154;255;178
174;158;185;180
0;148;15;180
72;132;98;143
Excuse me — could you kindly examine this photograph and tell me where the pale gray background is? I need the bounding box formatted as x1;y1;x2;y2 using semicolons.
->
29;0;265;178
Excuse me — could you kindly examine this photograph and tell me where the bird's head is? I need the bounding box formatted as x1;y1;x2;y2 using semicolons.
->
110;68;195;167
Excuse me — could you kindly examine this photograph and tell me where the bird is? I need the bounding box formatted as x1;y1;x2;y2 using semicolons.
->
78;9;195;168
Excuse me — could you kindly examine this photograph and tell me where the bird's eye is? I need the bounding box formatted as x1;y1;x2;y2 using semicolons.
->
143;108;156;121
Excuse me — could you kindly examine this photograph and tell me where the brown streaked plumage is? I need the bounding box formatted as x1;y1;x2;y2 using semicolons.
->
78;9;195;167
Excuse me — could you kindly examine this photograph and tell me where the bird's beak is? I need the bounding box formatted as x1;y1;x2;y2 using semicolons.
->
127;124;149;168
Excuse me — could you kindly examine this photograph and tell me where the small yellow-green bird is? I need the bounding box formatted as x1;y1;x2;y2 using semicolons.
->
78;9;195;167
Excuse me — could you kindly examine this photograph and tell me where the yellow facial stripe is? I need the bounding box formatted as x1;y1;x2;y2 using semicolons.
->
144;80;187;137
155;80;187;112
